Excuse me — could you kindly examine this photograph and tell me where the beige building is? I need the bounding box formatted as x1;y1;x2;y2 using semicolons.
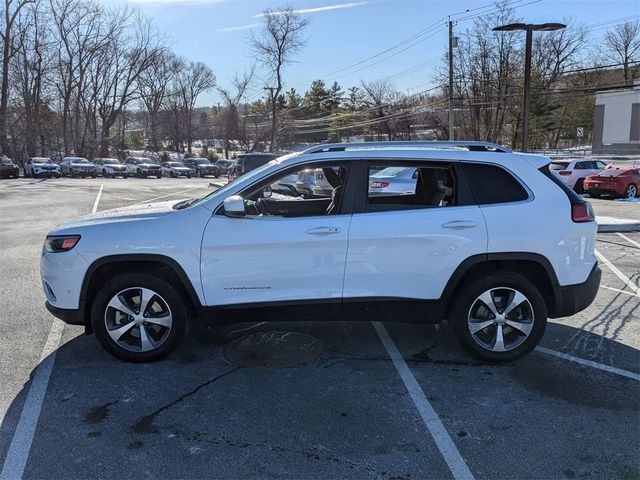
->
593;80;640;153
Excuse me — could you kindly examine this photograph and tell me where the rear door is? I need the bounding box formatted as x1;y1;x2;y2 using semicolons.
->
343;160;487;301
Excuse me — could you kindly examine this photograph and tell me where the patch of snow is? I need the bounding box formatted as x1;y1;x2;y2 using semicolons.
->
614;197;640;203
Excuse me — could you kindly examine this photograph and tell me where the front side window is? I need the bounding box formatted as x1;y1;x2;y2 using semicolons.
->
366;163;456;209
236;163;348;217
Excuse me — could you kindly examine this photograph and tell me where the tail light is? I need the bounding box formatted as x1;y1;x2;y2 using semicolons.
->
559;171;572;176
572;203;595;223
370;181;390;189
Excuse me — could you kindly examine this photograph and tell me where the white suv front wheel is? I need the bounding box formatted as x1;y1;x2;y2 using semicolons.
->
451;272;547;362
91;273;187;362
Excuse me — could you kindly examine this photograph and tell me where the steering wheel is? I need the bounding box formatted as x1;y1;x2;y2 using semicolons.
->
256;197;273;215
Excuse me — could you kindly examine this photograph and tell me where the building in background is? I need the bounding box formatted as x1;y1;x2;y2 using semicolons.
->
593;80;640;153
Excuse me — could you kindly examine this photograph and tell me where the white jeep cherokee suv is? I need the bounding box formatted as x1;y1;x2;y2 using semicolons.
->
41;141;601;362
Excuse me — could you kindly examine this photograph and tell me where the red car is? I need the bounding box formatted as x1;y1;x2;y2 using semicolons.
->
584;165;640;199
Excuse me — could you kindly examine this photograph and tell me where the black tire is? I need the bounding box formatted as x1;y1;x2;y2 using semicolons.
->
187;173;192;178
573;179;584;194
137;169;145;178
450;271;547;362
198;170;204;178
170;171;175;178
91;273;188;362
123;174;129;179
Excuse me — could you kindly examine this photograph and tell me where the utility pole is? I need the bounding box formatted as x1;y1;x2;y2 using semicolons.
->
448;18;455;141
264;86;276;152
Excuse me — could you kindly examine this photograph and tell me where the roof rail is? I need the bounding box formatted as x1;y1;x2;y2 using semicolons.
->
303;141;511;154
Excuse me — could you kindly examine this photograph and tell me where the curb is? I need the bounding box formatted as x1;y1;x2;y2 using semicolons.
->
597;216;640;233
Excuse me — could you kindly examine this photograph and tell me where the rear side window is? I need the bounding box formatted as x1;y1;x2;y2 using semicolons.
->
462;163;529;204
550;162;569;170
365;163;457;210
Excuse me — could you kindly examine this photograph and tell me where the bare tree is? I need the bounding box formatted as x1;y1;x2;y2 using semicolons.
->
604;21;640;84
251;6;308;151
177;61;215;153
137;50;178;151
0;0;35;155
216;67;254;157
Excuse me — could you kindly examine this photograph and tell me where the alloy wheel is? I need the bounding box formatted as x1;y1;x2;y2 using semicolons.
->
104;287;173;353
467;287;534;352
626;184;637;198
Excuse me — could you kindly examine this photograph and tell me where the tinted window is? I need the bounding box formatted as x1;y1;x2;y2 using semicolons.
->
550;162;569;170
463;163;529;204
366;163;457;209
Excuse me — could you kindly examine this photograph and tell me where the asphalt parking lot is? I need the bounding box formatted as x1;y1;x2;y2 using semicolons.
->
0;177;639;479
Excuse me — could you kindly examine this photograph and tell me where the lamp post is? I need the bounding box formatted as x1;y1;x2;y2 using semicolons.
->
493;22;566;152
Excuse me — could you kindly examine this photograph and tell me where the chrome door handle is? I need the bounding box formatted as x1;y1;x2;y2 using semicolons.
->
306;227;341;235
441;221;477;229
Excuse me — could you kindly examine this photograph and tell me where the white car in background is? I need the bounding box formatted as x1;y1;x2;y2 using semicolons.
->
549;159;608;193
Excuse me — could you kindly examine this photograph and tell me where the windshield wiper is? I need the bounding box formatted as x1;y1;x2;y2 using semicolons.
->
173;198;197;210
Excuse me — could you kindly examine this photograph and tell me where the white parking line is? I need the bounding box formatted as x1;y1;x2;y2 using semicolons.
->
1;185;104;480
0;319;64;480
372;322;475;480
600;285;640;298
536;346;640;382
92;184;103;213
595;249;640;295
616;232;640;249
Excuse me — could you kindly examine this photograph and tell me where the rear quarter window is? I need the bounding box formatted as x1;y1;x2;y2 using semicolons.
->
462;163;529;204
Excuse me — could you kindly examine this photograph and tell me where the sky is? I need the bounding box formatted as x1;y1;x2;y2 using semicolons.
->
102;0;639;105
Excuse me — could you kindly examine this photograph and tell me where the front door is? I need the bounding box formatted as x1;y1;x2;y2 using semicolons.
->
200;161;353;306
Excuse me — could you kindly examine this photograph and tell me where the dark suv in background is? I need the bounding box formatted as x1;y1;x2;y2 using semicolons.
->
183;158;220;178
227;153;279;182
0;156;19;178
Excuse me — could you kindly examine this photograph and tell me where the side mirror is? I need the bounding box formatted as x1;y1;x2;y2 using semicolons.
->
223;195;246;218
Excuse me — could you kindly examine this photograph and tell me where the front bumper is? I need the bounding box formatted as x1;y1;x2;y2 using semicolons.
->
0;168;18;177
549;263;602;318
45;301;84;326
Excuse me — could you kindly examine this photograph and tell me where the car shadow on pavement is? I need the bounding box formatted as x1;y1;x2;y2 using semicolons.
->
1;319;638;479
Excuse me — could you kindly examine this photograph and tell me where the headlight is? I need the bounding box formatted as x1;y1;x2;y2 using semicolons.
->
44;235;81;253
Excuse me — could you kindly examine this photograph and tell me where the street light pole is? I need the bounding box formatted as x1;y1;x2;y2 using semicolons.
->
448;18;455;141
493;22;566;152
522;28;533;152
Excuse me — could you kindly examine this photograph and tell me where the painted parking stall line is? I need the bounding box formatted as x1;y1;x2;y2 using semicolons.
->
373;321;475;480
595;249;640;295
1;184;104;480
0;319;64;480
536;346;640;382
616;232;640;249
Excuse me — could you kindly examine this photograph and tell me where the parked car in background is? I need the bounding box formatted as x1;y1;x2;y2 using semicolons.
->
24;157;61;178
214;159;232;175
294;169;316;197
61;157;96;178
0;156;19;178
161;161;193;178
368;166;418;196
228;153;279;182
94;158;128;178
584;165;640;198
124;157;162;178
183;158;219;178
549;159;608;193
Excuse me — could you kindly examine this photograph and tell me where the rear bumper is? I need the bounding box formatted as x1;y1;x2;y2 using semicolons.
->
45;301;84;326
549;263;601;318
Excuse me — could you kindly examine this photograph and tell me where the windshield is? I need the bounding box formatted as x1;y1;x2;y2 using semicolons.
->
191;160;279;208
33;158;52;164
196;159;210;165
137;159;156;164
1;158;12;164
103;159;121;165
166;162;183;167
372;166;411;177
71;158;90;163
